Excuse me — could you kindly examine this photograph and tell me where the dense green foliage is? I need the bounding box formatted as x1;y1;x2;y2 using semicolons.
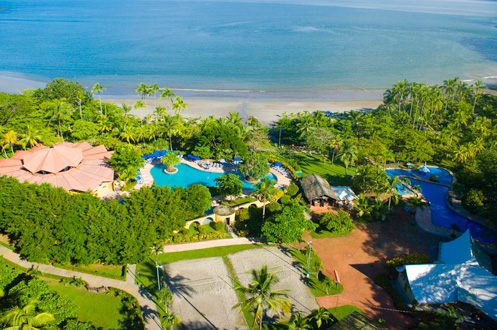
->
215;173;243;198
109;144;144;182
318;210;355;234
0;177;211;265
385;253;430;269
261;202;317;243
238;151;270;180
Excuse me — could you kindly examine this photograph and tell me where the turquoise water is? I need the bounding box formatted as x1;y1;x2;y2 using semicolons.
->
0;0;496;92
150;163;277;189
386;168;495;242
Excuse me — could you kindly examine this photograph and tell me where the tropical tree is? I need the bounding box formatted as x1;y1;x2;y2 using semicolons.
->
1;130;18;157
251;178;277;221
121;103;133;129
338;140;358;176
162;312;180;330
215;174;243;200
42;99;72;141
160;88;176;110
158;288;173;314
472;80;483;113
19;126;41;150
311;307;332;329
149;83;160;108
238;151;270;181
288;312;312;330
162;152;180;173
233;266;291;330
2;300;55;330
136;83;151;101
91;83;106;115
172;97;187;114
109;145;144;182
161;114;180;151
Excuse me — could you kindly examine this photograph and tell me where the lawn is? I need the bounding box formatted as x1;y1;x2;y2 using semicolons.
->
52;263;126;280
309;228;353;239
49;283;129;329
281;153;355;186
290;247;343;297
328;305;364;321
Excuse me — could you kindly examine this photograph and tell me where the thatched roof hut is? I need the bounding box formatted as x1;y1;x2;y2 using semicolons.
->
300;174;337;203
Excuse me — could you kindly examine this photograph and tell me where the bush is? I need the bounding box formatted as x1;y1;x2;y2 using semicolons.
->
214;221;225;231
280;195;291;205
318;210;355;233
267;202;282;212
285;183;299;197
462;189;486;214
266;154;299;179
385;253;429;269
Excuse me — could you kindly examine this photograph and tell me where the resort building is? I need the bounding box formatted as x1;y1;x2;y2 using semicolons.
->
397;230;497;323
0;142;114;197
300;173;357;206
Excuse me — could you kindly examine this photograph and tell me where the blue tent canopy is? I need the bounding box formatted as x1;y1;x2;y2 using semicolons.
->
234;157;241;161
153;151;161;157
274;162;282;166
160;150;168;156
192;155;201;160
141;156;147;160
146;154;154;159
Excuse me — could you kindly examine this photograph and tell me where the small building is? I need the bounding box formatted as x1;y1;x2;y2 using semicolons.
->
185;205;236;229
330;186;357;203
300;174;337;206
397;230;497;322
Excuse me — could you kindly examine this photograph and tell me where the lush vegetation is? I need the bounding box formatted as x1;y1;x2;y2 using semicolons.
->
0;258;143;330
0;176;211;265
317;210;356;234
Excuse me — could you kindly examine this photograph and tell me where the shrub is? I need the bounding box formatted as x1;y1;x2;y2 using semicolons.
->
280;195;291;205
267;202;282;213
462;189;486;214
318;210;355;233
385;253;429;269
285;183;299;197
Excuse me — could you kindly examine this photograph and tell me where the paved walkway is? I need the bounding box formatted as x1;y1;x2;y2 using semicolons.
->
163;237;265;253
0;246;161;330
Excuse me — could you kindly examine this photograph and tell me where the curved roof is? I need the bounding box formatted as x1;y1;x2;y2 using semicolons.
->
0;142;114;192
213;205;235;216
300;174;337;201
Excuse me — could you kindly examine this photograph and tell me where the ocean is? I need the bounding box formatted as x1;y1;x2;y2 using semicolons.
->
0;0;496;95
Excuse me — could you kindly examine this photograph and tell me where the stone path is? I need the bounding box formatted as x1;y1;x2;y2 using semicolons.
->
163;237;265;253
0;246;161;330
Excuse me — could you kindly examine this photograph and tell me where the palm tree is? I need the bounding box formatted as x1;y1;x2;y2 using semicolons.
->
136;83;151;101
172;97;187;114
288;312;312;330
233;266;291;330
2;300;55;330
1;130;18;157
338;140;358;176
162;312;180;330
160;88;176;110
385;176;405;208
44;99;72;141
353;193;372;218
158;288;173;314
251;178;277;221
149;83;160;109
121;103;133;129
311;307;332;329
161;114;180;151
91;83;106;115
329;134;343;165
472;80;483;113
20;125;41;150
120;126;135;144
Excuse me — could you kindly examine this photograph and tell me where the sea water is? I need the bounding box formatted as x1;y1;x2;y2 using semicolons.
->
0;0;496;93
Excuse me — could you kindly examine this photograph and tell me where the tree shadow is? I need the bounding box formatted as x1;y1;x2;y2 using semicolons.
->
178;320;216;330
164;273;196;299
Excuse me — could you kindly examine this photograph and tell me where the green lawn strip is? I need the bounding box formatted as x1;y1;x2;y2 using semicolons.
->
285;153;354;185
222;196;258;207
328;305;364;321
309;229;352;239
0;241;15;251
52;262;126;280
48;282;128;329
289;247;343;297
1;256;65;281
222;256;254;328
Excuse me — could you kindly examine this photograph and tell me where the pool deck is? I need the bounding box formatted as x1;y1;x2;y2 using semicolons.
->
135;158;292;190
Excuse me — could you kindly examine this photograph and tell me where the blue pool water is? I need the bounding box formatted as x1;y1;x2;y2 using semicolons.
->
387;167;453;185
386;168;494;242
150;163;277;190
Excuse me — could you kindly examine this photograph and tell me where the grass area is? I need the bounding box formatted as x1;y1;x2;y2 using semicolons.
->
309;229;353;239
222;256;254;328
0;241;15;251
328;305;364;321
52;263;126;280
282;153;354;185
49;283;128;329
289;247;343;297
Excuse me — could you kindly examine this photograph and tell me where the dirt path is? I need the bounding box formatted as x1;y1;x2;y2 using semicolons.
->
309;210;445;329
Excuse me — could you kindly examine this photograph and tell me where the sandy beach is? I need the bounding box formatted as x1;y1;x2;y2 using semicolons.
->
105;98;383;127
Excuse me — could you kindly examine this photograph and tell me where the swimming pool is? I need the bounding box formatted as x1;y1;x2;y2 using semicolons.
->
386;168;494;243
150;163;277;190
386;167;453;185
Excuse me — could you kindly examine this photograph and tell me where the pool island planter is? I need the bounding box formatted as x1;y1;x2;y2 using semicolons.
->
163;167;178;175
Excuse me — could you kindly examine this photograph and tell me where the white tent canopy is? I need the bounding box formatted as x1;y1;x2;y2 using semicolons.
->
405;231;497;321
330;186;357;201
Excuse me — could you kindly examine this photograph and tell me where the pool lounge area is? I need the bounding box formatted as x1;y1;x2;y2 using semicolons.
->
386;166;495;243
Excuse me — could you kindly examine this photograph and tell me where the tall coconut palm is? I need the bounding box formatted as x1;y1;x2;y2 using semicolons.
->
233;265;291;330
149;83;160;109
338;140;358;176
91;83;106;115
120;126;135;144
2;300;55;330
472;80;484;113
160;88;176;110
134;101;146;126
1;130;18;157
288;312;312;330
172;97;187;114
136;83;151;101
121;103;133;129
43;99;72;141
161;114;180;151
162;312;180;330
20;125;41;150
251;178;277;221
